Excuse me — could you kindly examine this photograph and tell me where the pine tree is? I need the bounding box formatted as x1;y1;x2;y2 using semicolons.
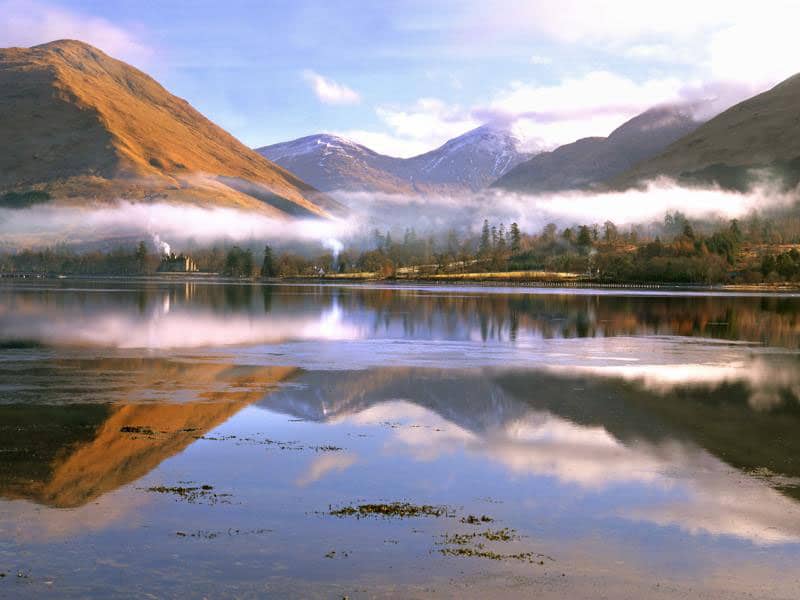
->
509;222;521;253
603;221;618;242
446;229;459;257
135;240;148;273
577;225;592;249
373;229;384;251
261;244;276;278
479;219;491;256
497;223;507;253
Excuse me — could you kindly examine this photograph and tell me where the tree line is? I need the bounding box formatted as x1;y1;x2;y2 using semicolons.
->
4;207;800;284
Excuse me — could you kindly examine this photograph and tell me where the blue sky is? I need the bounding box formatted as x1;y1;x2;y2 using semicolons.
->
1;1;797;156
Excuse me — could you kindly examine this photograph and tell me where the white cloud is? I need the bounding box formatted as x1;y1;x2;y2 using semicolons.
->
488;70;686;149
337;98;480;158
377;97;478;142
331;69;724;157
529;54;552;65
0;0;151;66
708;14;800;85
332;129;433;158
477;1;800;88
624;44;683;62
324;2;800;158
302;69;361;105
329;68;754;161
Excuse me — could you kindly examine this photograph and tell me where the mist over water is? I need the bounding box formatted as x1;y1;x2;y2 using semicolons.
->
337;180;793;235
0;180;793;252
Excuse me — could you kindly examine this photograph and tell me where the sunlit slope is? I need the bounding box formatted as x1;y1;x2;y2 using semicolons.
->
614;73;800;190
0;359;296;508
0;40;341;217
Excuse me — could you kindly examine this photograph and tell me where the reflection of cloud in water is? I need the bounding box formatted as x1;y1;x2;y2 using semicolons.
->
295;452;359;487
0;490;149;543
272;369;800;548
0;308;363;349
361;403;800;546
553;355;800;411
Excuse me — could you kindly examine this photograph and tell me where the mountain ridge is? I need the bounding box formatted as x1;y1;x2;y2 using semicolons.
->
257;124;532;194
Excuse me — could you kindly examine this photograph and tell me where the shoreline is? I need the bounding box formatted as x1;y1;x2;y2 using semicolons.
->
4;271;800;294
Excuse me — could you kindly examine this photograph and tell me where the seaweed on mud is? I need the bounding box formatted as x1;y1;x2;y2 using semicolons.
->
196;434;340;452
438;528;519;545
143;484;232;505
321;500;553;566
327;502;456;519
120;425;156;435
437;528;552;564
438;547;548;564
175;528;271;539
312;445;343;452
460;514;494;524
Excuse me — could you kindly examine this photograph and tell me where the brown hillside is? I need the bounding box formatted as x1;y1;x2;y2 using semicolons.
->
613;74;800;190
0;40;340;217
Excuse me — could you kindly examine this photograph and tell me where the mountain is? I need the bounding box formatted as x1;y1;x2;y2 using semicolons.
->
491;106;702;193
257;124;531;194
613;74;800;190
0;40;341;217
399;125;531;191
255;134;415;194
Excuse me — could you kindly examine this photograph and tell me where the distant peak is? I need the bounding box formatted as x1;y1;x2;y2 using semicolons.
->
464;123;515;137
314;133;357;145
430;123;522;156
257;133;373;162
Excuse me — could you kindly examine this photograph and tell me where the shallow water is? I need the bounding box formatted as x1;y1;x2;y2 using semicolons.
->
2;279;800;598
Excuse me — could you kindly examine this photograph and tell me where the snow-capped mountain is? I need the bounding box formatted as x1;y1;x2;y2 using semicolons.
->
400;125;532;191
255;134;412;193
256;125;532;194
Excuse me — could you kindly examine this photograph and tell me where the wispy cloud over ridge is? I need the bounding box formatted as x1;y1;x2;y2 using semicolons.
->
302;69;361;105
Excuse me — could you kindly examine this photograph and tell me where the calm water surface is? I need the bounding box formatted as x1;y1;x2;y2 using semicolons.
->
2;279;800;598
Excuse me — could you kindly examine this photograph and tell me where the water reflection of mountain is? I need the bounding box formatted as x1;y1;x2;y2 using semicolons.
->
259;364;800;544
4;281;800;348
259;363;800;488
0;358;295;508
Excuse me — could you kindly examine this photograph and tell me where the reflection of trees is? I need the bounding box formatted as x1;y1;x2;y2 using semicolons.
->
5;282;800;348
329;289;800;347
223;282;255;310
